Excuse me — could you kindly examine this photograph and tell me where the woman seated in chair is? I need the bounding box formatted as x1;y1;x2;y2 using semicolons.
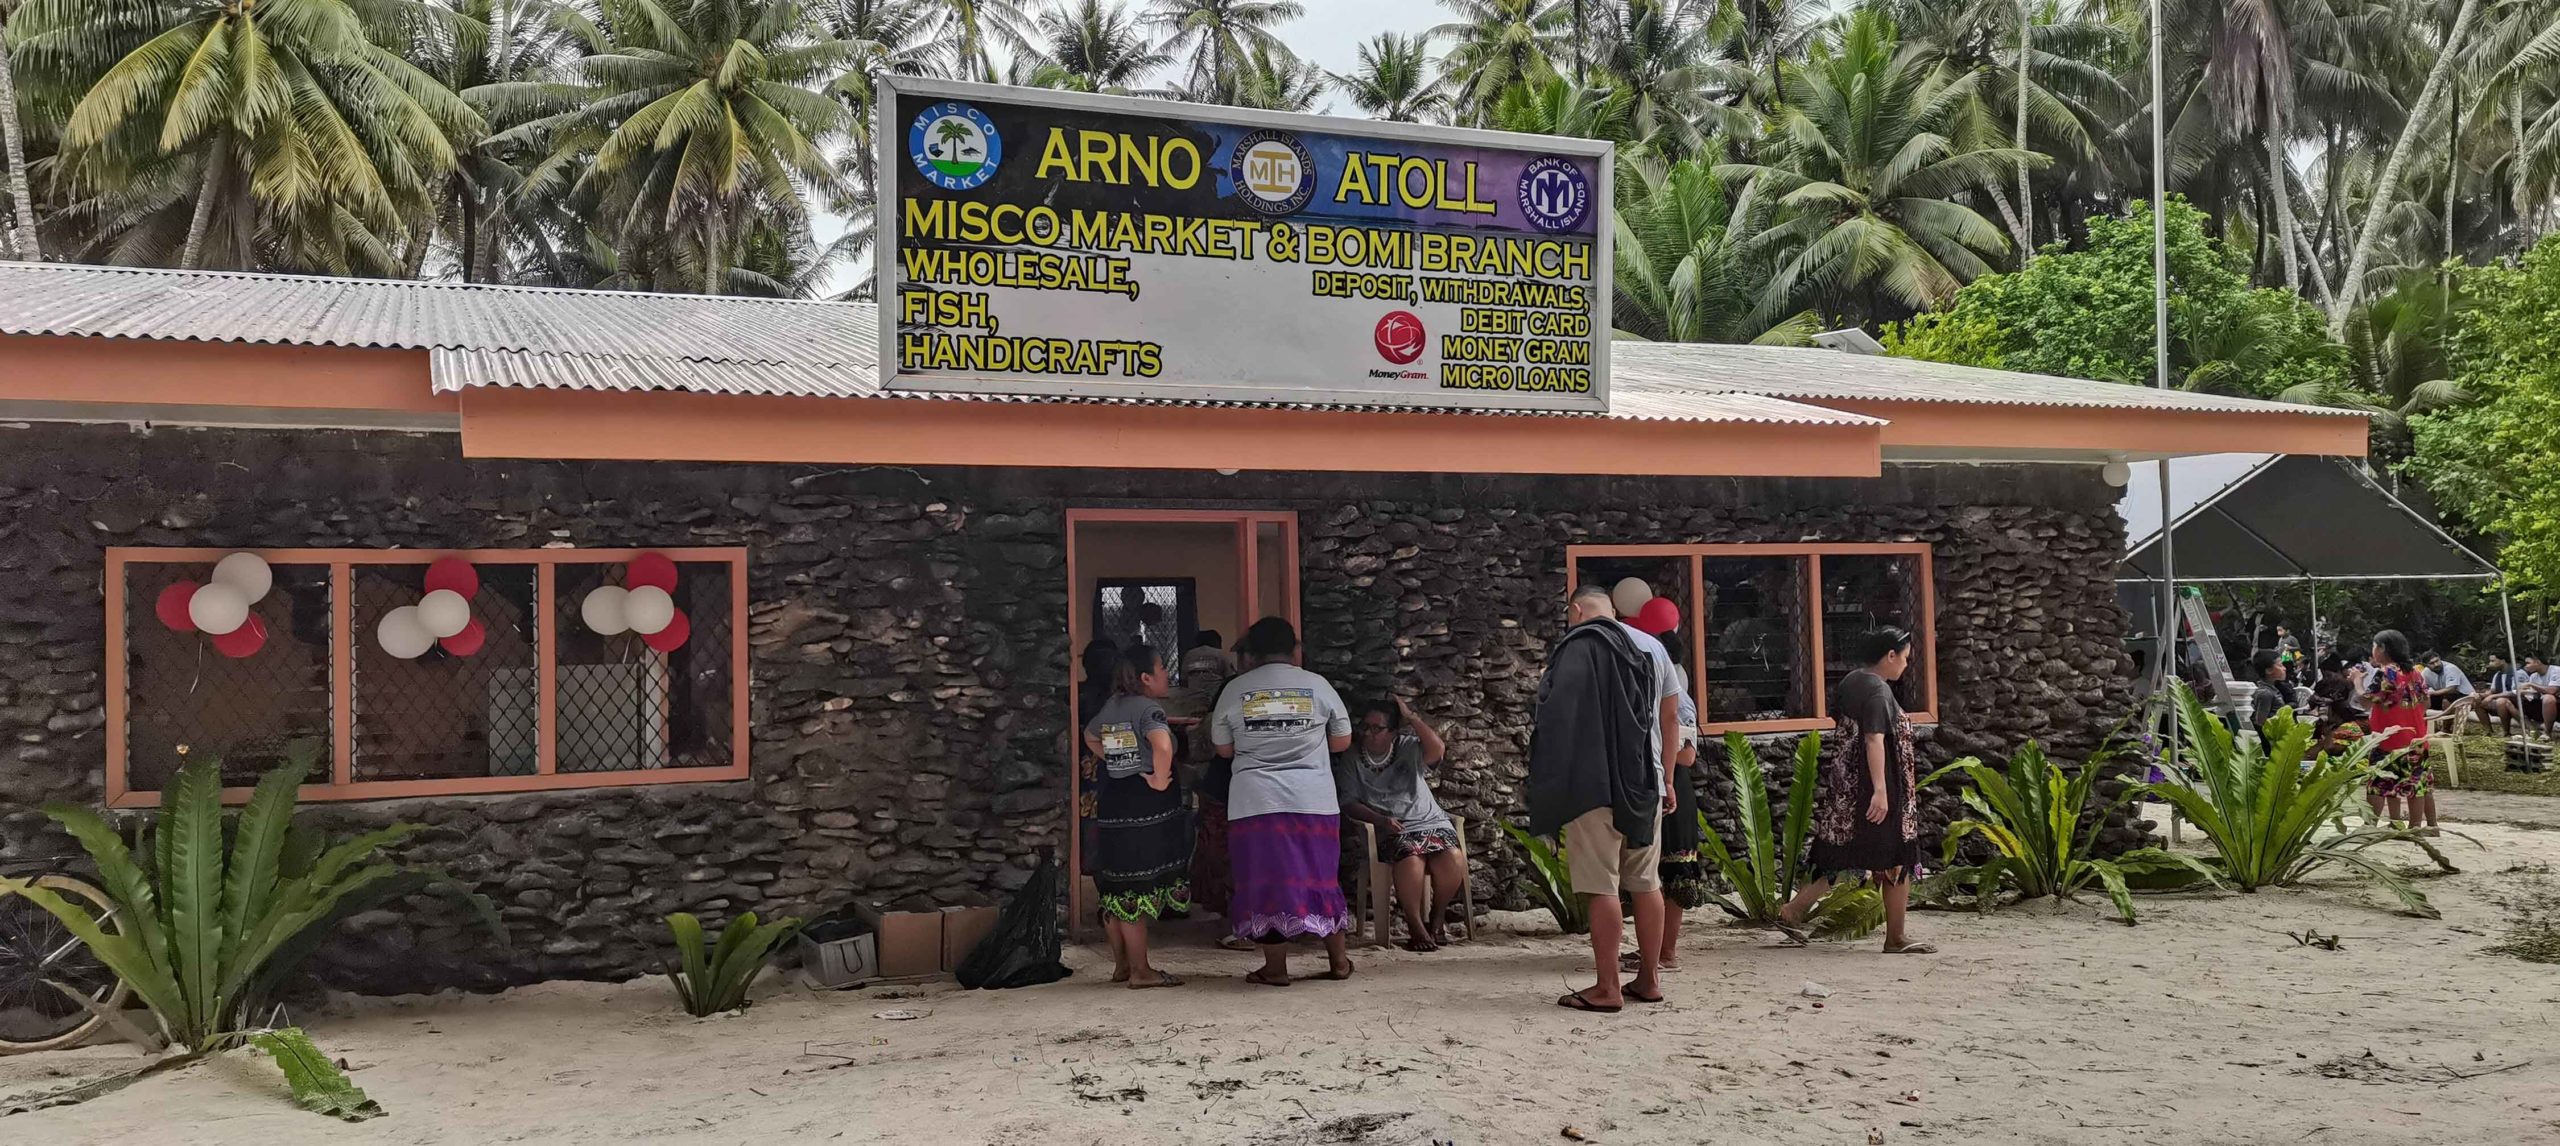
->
1334;695;1466;951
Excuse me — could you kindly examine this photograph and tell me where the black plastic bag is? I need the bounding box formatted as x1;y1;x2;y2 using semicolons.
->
956;848;1072;989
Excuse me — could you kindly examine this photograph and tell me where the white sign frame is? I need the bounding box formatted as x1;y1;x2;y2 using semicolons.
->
873;76;1613;414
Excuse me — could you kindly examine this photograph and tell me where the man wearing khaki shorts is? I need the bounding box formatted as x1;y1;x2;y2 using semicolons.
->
1528;586;1682;1013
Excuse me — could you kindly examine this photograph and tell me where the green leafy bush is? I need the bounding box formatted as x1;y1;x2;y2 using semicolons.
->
667;910;805;1016
1499;822;1589;934
1697;732;1877;938
1923;741;2221;923
5;744;493;1116
2145;682;2459;916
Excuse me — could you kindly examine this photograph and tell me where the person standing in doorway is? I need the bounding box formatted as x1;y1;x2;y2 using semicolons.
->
1213;617;1357;985
1083;645;1190;988
1777;627;1934;955
1335;694;1466;951
2353;629;2439;832
1530;585;1679;1013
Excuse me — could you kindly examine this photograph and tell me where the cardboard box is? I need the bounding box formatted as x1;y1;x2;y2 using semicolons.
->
939;906;1000;972
873;910;944;980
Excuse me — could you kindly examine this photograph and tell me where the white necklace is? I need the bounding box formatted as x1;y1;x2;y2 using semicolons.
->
1359;743;1392;769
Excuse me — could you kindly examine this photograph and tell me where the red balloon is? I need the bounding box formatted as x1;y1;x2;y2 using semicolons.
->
624;552;678;593
209;612;267;658
1633;596;1682;636
640;608;690;653
423;557;480;599
438;617;487;657
156;581;203;633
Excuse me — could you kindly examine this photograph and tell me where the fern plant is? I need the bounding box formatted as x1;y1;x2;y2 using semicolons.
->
1499;822;1590;934
2145;682;2459;916
667;910;805;1016
1697;732;1879;938
4;744;495;1116
1923;741;2222;923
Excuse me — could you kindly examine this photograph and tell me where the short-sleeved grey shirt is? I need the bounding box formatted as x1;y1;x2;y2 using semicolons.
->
1085;693;1169;779
1332;734;1454;836
1211;663;1352;819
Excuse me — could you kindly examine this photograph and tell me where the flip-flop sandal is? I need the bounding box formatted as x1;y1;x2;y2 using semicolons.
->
1556;991;1621;1014
1882;941;1938;955
1311;959;1355;981
1245;967;1292;987
1128;970;1184;989
1621;981;1665;1004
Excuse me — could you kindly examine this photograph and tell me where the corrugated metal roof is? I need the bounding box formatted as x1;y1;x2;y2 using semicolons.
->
0;261;2350;423
1608;341;2367;416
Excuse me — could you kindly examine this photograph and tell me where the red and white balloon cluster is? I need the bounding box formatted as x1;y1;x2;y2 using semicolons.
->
153;552;276;658
376;558;489;660
577;553;690;652
1611;577;1682;637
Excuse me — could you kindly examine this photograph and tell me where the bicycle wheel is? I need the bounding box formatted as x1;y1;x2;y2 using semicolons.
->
0;875;134;1054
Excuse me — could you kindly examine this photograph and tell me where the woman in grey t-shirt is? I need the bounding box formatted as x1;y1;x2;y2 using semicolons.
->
1082;645;1191;988
1211;618;1355;985
1335;695;1466;950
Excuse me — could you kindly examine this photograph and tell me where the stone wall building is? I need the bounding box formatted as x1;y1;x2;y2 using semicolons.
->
0;265;2364;994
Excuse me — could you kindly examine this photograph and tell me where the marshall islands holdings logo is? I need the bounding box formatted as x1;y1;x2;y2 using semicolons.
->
907;101;1002;191
1516;157;1591;233
1229;130;1316;215
1373;311;1427;365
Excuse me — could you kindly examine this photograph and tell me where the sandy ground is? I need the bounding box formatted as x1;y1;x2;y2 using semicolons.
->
6;791;2558;1146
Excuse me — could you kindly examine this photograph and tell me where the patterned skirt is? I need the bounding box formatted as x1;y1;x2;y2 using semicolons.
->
1382;824;1461;863
1227;812;1354;943
1658;763;1707;909
1095;773;1194;922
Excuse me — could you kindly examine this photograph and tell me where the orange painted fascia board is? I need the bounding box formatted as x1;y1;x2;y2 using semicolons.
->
456;387;1887;478
1814;399;2368;458
0;334;449;415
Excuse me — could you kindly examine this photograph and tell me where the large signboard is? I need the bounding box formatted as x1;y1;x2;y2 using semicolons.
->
875;78;1611;413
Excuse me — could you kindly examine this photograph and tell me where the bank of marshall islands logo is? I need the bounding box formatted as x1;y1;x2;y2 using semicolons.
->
908;101;1002;191
1229;130;1316;215
1517;156;1591;233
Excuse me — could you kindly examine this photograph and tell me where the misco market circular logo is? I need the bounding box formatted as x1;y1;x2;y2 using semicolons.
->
1516;157;1591;232
1229;130;1315;215
908;101;1002;191
1373;311;1426;365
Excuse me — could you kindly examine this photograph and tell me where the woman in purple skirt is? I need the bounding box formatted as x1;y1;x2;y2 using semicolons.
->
1211;617;1357;985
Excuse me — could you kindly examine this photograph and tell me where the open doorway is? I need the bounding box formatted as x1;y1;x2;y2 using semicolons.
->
1066;510;1298;931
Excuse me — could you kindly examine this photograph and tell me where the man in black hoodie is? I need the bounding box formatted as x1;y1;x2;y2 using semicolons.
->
1530;585;1679;1012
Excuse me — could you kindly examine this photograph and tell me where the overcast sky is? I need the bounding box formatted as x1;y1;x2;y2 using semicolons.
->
816;0;1460;297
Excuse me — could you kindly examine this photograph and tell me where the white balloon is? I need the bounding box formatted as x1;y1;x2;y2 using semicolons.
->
187;582;251;636
581;585;631;636
210;552;273;604
1610;577;1654;618
416;589;473;639
376;606;434;659
622;585;676;635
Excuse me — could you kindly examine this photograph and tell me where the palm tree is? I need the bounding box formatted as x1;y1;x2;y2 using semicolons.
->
1723;10;2042;322
18;0;484;272
521;0;854;294
1333;31;1444;122
1146;0;1300;103
1432;0;1565;125
1493;74;1635;142
1223;39;1324;110
916;0;1033;80
1027;0;1169;93
1;0;40;258
1612;153;1814;343
1594;0;1744;157
2331;0;2484;331
413;0;588;282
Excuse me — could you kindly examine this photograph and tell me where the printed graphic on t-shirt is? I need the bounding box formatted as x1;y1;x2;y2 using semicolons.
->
1240;689;1318;733
1097;722;1143;776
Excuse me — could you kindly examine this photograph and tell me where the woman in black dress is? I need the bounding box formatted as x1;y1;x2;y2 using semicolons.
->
1776;627;1933;955
1081;645;1192;988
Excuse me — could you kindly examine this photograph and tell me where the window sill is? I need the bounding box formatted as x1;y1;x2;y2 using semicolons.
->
107;764;752;808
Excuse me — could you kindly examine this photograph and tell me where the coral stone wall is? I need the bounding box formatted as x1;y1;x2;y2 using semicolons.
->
0;424;2136;993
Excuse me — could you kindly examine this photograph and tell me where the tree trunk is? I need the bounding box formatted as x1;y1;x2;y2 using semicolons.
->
0;13;40;260
180;139;227;270
700;206;722;295
1988;183;2028;257
2015;0;2032;260
2267;125;2302;292
458;186;477;283
2331;0;2479;335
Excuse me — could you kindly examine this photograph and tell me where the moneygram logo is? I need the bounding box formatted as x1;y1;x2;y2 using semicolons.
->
1229;130;1315;215
1517;157;1590;232
908;101;1002;191
1373;311;1426;365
